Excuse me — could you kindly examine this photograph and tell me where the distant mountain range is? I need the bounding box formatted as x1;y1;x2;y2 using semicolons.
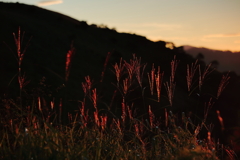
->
184;45;240;75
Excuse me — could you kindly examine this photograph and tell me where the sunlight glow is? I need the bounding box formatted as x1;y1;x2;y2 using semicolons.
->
37;0;63;7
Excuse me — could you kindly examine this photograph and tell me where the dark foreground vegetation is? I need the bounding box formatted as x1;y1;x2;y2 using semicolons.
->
1;2;240;159
0;28;238;160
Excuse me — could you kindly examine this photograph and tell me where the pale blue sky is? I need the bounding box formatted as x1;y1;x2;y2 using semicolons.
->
2;0;240;51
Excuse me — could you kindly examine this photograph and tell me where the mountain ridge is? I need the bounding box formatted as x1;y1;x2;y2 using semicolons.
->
184;45;240;75
184;45;240;53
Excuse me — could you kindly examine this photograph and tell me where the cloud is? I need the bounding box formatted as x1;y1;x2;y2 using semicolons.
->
141;23;182;30
201;33;240;42
112;23;182;31
37;0;63;6
164;37;194;41
204;33;240;38
147;35;195;42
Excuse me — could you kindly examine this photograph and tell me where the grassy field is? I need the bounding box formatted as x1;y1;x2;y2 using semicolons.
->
0;28;236;160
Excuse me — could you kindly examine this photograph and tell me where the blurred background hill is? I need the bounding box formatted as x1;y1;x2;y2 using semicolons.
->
184;45;240;75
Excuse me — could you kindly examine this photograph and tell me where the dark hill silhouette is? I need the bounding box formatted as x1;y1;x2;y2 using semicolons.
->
1;2;240;151
184;45;240;75
0;2;195;102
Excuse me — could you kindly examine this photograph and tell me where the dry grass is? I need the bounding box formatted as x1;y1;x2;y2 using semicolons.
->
0;28;237;160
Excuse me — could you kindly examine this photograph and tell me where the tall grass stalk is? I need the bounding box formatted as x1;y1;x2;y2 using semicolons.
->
101;52;111;82
217;72;230;99
186;60;198;92
12;27;31;111
199;63;214;92
164;56;179;107
65;43;75;83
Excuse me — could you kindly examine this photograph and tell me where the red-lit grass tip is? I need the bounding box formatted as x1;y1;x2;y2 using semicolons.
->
65;44;75;82
217;72;230;99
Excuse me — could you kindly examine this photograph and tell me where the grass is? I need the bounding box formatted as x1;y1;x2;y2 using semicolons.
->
0;28;236;160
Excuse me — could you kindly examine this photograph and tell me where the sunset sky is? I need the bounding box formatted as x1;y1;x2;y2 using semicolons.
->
3;0;240;52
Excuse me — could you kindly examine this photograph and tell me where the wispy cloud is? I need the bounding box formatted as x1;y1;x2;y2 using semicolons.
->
37;0;63;7
112;22;182;31
164;37;194;41
141;23;182;30
201;33;240;42
204;33;240;38
150;36;195;42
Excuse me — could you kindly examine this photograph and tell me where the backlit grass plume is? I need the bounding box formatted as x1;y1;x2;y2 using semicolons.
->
65;43;75;83
0;29;236;160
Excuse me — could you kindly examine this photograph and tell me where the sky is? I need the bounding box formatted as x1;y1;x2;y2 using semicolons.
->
2;0;240;52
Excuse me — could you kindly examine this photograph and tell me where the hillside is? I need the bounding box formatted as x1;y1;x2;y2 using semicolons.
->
1;2;240;149
0;2;195;105
184;45;240;75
